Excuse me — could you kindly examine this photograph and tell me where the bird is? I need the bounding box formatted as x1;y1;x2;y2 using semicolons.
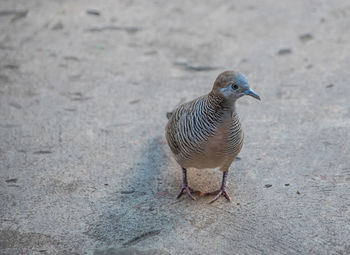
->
165;70;260;203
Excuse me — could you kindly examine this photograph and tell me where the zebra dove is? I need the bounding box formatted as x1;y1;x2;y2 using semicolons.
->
165;70;260;203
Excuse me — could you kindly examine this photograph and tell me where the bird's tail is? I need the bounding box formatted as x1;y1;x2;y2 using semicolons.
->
166;112;173;119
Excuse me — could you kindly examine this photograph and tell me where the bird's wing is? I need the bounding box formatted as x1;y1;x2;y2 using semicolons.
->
165;104;187;155
166;96;207;156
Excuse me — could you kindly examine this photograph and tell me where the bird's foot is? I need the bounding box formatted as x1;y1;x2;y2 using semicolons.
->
176;185;201;200
206;187;231;203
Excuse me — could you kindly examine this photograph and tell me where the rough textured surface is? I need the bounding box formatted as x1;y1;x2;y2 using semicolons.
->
1;0;350;254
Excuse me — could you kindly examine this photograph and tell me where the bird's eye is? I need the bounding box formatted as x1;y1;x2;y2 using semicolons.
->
232;84;239;90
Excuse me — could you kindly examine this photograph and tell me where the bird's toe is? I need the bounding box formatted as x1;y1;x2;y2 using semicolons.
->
176;186;200;200
208;188;231;204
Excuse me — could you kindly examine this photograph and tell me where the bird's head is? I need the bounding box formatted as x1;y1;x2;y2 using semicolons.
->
211;70;260;103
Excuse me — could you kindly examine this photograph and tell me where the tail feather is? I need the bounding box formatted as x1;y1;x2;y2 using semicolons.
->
166;112;173;119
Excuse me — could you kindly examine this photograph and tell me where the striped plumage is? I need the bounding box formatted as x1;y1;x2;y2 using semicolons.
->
166;70;260;203
166;93;243;170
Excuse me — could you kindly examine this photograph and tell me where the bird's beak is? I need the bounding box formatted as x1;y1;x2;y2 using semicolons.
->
245;88;260;100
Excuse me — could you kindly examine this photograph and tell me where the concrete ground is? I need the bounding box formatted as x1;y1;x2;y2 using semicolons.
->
1;0;350;254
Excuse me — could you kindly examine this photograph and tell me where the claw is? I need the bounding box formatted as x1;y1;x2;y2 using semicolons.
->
176;186;200;200
208;188;231;203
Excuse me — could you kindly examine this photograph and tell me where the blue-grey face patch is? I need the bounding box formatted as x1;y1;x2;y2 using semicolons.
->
235;72;249;86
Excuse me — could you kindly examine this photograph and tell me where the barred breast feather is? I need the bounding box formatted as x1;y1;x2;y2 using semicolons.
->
166;93;244;170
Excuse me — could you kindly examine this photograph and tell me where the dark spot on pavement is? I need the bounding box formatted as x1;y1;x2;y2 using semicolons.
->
129;99;140;104
7;184;21;188
5;178;18;183
68;74;81;81
64;108;77;111
277;48;292;56
174;61;219;72
121;189;135;194
33;150;52;154
66;92;92;101
9;102;22;109
63;56;80;61
299;33;313;42
86;26;142;34
264;184;272;188
123;229;162;247
3;64;19;69
0;10;28;22
87;9;101;16
185;65;218;72
326;84;334;88
0;229;58;248
11;10;28;22
52;22;64;30
144;50;157;55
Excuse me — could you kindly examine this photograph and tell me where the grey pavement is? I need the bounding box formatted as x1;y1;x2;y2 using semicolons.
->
1;0;350;254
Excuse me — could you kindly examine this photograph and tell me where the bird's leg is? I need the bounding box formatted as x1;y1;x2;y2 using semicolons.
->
206;171;231;203
176;168;201;200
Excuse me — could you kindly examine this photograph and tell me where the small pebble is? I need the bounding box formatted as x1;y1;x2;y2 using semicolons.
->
284;183;290;186
296;191;301;195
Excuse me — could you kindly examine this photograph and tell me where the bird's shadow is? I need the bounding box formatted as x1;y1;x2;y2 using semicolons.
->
88;136;182;250
88;135;230;253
